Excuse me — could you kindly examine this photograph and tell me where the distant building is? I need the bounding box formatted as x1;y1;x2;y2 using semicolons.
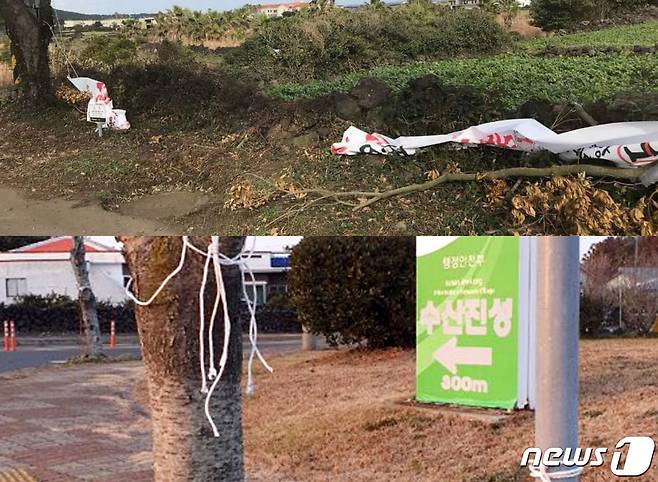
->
241;251;292;307
0;237;292;308
253;2;309;17
607;267;658;292
0;237;127;304
63;17;156;30
434;0;481;8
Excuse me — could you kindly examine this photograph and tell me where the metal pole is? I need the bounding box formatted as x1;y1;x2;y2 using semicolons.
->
535;237;580;481
301;325;317;351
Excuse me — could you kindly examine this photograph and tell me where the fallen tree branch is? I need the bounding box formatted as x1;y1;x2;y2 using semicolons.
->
303;164;648;211
244;164;651;213
571;102;599;126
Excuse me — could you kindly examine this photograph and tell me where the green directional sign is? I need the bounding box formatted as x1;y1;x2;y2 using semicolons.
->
416;236;520;409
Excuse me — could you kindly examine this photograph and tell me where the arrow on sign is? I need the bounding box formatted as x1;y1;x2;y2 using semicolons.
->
433;337;492;375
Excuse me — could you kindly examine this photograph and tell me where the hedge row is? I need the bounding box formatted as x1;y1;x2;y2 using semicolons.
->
0;295;135;334
0;294;300;334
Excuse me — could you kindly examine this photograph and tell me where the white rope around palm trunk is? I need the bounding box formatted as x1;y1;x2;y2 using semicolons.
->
124;236;273;437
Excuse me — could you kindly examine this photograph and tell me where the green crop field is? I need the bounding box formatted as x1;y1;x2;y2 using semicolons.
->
518;21;658;51
270;53;658;109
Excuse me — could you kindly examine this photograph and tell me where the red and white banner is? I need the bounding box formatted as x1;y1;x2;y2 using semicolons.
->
68;77;131;131
331;119;658;169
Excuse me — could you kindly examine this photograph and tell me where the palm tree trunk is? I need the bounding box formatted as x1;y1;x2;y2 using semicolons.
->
70;236;103;357
120;236;246;482
0;0;54;105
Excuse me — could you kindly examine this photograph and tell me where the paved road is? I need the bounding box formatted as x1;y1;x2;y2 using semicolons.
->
0;335;309;373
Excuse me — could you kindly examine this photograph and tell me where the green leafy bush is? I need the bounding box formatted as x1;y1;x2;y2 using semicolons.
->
289;237;415;348
154;40;197;66
530;0;592;31
580;293;609;335
225;6;508;82
530;0;651;31
102;62;259;120
81;34;139;68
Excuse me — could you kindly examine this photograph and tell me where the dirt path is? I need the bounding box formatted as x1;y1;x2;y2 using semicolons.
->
0;188;171;235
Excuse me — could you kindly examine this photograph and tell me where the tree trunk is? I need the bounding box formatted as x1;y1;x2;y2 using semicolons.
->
0;0;53;104
120;236;246;482
70;236;103;357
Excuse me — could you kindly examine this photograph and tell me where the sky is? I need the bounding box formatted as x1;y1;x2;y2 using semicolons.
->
96;236;604;258
580;236;607;259
52;1;243;15
51;0;354;14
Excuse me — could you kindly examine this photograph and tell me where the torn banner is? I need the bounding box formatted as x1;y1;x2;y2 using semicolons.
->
68;77;130;131
331;119;658;169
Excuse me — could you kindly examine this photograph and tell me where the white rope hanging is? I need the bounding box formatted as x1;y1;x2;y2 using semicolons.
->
124;236;273;437
44;16;79;79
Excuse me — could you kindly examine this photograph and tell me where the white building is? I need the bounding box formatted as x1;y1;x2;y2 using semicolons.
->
62;17;156;30
0;237;294;307
0;237;127;305
242;250;292;306
253;2;309;18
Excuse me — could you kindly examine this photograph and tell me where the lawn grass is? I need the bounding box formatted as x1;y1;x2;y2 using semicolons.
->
243;338;658;481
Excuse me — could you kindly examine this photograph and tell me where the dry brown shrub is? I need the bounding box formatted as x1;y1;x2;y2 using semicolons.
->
224;174;306;210
0;63;12;89
508;174;657;234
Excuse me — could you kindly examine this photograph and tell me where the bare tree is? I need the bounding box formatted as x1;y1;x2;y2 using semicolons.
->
0;0;54;104
581;237;658;334
120;236;246;482
70;236;103;357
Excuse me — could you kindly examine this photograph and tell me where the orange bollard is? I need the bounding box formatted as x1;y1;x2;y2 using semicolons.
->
110;320;116;349
3;320;8;352
9;320;16;352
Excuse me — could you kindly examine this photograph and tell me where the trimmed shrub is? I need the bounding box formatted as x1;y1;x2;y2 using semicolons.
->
289;237;415;348
247;305;301;333
0;294;298;335
0;294;136;334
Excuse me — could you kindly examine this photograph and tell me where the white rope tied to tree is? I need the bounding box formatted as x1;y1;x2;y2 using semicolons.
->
529;464;583;481
124;236;273;437
44;18;79;79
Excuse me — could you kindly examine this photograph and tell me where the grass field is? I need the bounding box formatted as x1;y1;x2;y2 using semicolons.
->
518;20;658;51
244;339;658;481
270;53;658;109
268;20;658;109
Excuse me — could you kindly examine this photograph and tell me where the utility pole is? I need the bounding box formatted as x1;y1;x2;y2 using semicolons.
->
535;237;580;482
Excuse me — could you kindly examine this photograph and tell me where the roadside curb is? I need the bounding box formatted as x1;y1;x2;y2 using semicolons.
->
12;333;303;347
